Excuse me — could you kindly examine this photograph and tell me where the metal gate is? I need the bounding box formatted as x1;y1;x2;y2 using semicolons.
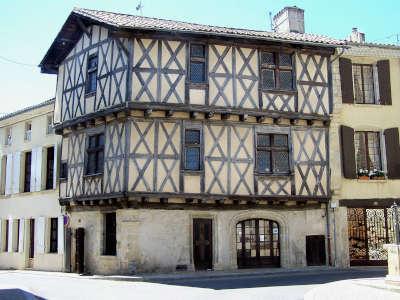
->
348;208;394;265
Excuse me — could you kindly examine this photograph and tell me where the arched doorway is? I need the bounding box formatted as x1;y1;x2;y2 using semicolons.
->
236;219;280;268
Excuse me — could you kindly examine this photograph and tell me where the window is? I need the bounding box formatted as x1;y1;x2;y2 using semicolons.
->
189;44;206;83
355;132;382;172
4;220;9;252
49;218;58;253
260;52;293;91
103;212;116;256
184;128;202;171
24;151;32;193
86;133;104;175
256;133;290;174
45;147;54;190
47;115;54;134
25;122;32;141
86;54;98;94
4;127;11;146
353;64;375;104
60;162;68;180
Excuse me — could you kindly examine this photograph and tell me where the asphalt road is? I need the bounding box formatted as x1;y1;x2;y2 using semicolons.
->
0;267;388;300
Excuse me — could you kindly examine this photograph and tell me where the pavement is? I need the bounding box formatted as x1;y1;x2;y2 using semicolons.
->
0;266;396;300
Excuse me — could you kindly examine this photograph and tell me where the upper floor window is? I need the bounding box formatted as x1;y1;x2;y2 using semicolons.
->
60;161;68;180
24;122;32;141
4;127;11;146
183;128;202;171
189;44;206;84
256;133;290;174
354;131;382;175
353;64;375;104
47;115;54;134
260;52;293;91
86;133;104;175
49;217;58;253
24;151;32;193
45;147;54;190
86;54;98;94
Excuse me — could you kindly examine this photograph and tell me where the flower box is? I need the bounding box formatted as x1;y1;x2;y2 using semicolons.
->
358;175;370;180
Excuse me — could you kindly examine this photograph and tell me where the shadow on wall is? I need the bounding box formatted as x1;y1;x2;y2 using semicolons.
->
0;288;45;300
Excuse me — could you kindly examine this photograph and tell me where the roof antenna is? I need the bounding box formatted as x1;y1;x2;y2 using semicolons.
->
136;0;144;16
269;11;274;31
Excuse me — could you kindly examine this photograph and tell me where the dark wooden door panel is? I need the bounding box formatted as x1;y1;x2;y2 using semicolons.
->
193;219;213;270
75;227;85;274
306;235;326;266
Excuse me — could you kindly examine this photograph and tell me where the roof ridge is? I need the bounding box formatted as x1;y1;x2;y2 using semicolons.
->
0;98;55;122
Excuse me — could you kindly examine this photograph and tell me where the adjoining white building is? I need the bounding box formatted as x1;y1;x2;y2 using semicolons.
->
0;99;66;271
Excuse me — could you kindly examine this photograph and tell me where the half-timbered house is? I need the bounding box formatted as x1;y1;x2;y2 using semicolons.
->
40;7;344;274
331;28;400;267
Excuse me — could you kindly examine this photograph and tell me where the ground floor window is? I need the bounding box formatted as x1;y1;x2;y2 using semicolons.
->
348;207;394;265
236;219;280;268
103;212;116;256
49;218;58;253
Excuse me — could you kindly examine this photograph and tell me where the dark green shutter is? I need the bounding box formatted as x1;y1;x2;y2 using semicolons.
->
377;60;392;105
340;125;357;179
339;58;354;104
384;128;400;179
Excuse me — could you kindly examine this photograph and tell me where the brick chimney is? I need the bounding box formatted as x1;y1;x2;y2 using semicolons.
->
273;6;305;34
348;27;365;43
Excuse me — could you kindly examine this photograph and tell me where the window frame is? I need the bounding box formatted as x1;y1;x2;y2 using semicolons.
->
354;131;382;171
60;161;68;181
85;53;98;95
4;127;12;146
24;122;32;142
260;51;295;92
85;133;105;176
255;133;290;176
46;115;54;135
45;146;55;190
24;151;32;193
352;63;376;104
188;43;208;85
182;124;204;172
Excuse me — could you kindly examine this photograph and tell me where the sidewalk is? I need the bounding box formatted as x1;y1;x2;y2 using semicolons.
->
305;277;400;300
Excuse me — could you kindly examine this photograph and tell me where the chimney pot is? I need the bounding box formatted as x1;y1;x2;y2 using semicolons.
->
349;27;365;43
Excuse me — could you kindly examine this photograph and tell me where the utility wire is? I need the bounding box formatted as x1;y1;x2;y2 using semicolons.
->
0;55;37;67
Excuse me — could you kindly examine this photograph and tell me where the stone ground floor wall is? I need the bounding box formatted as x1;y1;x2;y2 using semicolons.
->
68;205;349;275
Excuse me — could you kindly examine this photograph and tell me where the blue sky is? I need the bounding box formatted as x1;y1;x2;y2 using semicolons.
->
0;0;398;114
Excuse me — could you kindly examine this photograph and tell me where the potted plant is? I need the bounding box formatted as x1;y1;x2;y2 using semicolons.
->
370;169;385;180
357;168;369;180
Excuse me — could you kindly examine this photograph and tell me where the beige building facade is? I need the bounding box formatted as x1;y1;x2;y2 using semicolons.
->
0;100;65;271
330;32;400;266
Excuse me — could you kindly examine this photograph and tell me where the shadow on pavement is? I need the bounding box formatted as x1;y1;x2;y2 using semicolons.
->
0;288;45;300
149;268;387;290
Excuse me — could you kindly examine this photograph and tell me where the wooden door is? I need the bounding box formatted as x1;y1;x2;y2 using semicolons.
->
306;235;326;266
193;219;213;270
75;228;85;274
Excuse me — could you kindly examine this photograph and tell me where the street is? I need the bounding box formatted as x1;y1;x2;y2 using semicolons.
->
0;267;387;300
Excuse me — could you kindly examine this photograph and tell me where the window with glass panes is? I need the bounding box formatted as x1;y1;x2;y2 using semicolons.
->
353;64;375;104
184;129;202;171
49;218;58;253
256;133;290;174
86;54;98;94
86;133;104;175
354;131;382;171
189;44;206;83
260;52;293;91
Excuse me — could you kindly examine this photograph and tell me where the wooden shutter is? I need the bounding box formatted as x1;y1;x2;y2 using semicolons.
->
35;147;43;191
53;144;59;190
339;58;354;103
384;128;400;179
5;154;13;195
340;125;357;179
35;217;45;254
377;60;392;105
7;218;12;252
18;219;24;253
58;215;64;254
12;152;21;194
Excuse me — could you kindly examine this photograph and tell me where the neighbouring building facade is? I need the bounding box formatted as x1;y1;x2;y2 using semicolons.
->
0;99;65;271
330;29;400;267
39;7;344;274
